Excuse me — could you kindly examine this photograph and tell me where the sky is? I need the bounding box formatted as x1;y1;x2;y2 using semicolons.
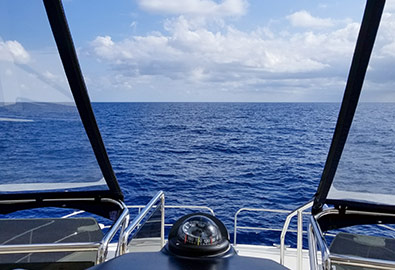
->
1;0;395;102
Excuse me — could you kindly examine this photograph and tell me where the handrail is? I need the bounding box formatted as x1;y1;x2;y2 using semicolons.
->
121;191;165;254
308;215;330;270
280;200;313;270
122;198;216;251
165;205;215;216
235;226;301;233
233;207;292;245
127;204;214;230
97;200;130;263
308;223;318;270
0;242;101;254
63;205;214;223
233;203;312;270
330;254;395;270
61;202;214;250
125;205;214;216
0;199;129;265
160;195;165;247
308;208;395;270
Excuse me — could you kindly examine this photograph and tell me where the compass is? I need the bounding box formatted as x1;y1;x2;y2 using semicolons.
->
167;213;230;257
179;215;221;246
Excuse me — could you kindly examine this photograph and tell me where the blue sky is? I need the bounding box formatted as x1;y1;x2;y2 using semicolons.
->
1;0;395;102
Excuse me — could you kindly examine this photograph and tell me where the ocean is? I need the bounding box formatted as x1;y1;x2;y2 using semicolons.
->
92;102;341;246
6;101;387;247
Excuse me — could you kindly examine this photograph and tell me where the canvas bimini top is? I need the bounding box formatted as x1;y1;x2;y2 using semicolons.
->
0;0;123;201
313;0;392;214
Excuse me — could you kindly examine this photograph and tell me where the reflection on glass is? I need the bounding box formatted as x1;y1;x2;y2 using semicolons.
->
0;0;106;193
331;103;395;197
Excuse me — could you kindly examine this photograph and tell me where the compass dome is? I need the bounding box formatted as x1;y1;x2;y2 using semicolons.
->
168;213;230;257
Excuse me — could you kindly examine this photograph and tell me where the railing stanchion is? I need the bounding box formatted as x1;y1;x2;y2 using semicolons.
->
279;201;313;266
160;194;165;248
297;209;303;270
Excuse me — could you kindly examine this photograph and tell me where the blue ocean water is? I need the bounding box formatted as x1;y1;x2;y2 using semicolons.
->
92;102;341;246
3;102;395;247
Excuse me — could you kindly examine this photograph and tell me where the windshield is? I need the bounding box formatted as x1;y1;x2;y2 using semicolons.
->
0;0;107;194
327;3;395;206
328;103;395;205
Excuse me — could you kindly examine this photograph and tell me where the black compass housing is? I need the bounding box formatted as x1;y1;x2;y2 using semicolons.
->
167;213;231;257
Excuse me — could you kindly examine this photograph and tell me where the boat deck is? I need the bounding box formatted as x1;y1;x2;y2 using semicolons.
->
235;244;310;270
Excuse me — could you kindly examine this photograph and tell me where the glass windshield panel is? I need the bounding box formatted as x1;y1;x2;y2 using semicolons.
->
328;4;395;206
0;0;107;194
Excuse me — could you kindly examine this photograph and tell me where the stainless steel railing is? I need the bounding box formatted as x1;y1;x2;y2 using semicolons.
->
127;205;214;218
98;200;130;262
163;205;215;228
0;242;102;254
234;207;292;245
58;193;324;269
0;198;130;265
280;201;313;270
308;214;330;270
233;201;313;270
308;208;395;270
121;190;165;254
120;192;216;254
61;196;215;252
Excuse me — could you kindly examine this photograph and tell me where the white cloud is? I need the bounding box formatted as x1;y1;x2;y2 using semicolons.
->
0;40;30;64
378;12;395;56
384;1;395;12
130;21;137;31
85;2;395;102
287;10;334;28
90;15;357;81
0;38;73;103
382;41;395;56
137;0;248;17
43;70;58;80
91;36;115;60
